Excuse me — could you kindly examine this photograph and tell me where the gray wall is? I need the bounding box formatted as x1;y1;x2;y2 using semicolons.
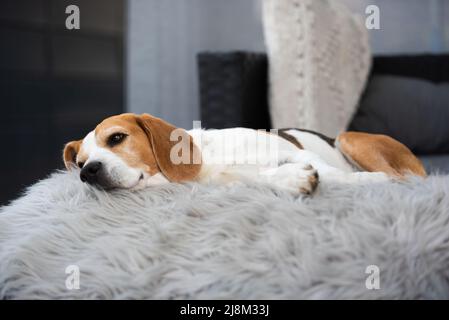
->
127;0;264;128
127;0;449;128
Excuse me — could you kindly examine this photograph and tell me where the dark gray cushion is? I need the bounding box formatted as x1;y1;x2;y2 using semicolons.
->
349;75;449;154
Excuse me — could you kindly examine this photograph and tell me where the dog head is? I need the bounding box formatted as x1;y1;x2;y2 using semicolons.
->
63;113;201;189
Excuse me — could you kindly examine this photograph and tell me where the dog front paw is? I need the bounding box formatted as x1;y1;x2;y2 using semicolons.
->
263;163;320;196
298;165;319;195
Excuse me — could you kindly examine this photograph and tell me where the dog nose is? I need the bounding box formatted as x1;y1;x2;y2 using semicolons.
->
80;161;102;184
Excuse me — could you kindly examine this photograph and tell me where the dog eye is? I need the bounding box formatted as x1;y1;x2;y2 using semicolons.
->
108;133;127;146
77;162;84;169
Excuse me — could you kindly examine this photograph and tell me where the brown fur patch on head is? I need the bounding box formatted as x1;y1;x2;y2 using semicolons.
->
93;113;161;177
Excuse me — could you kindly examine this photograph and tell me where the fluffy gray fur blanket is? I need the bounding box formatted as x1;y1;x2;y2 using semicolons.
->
1;170;449;299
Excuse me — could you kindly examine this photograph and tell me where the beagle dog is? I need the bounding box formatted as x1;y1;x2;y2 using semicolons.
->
63;113;426;195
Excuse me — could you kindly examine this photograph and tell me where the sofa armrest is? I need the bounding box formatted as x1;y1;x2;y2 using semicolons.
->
197;51;271;129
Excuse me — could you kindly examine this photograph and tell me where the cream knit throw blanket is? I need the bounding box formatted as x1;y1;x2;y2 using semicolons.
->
263;0;371;137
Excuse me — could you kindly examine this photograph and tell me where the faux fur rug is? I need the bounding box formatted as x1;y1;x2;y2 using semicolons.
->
1;170;449;299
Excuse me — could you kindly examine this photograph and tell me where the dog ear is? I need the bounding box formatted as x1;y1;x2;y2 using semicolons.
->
63;140;82;170
136;113;201;182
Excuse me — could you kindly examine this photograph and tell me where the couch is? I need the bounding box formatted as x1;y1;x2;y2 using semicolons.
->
198;52;449;174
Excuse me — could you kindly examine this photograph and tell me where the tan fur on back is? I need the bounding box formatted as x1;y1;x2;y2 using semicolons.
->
337;132;427;178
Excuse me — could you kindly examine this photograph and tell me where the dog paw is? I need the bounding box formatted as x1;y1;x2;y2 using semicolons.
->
299;166;319;195
265;163;320;196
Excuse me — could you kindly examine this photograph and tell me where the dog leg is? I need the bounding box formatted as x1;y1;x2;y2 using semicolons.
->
336;131;427;178
287;149;391;186
200;161;319;195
